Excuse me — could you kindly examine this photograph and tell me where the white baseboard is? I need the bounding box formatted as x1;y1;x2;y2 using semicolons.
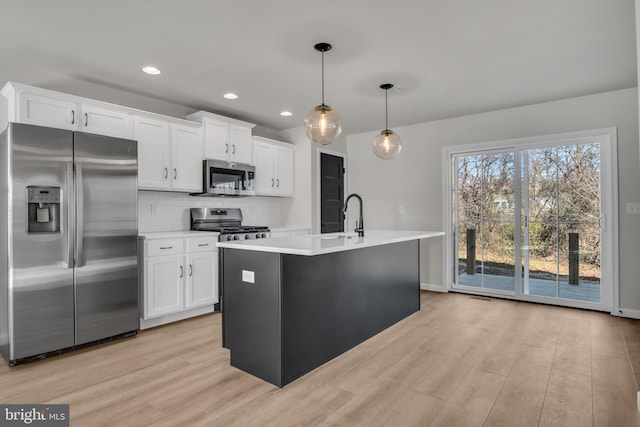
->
420;283;447;292
614;307;640;319
140;305;216;330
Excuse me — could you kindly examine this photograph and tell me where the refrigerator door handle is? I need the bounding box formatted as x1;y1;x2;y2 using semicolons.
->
75;164;85;267
66;162;75;268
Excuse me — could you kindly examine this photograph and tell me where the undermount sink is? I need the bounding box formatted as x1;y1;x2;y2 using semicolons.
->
306;232;359;240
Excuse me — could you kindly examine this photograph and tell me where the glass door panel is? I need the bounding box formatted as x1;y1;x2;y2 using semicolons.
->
522;143;602;304
454;151;516;292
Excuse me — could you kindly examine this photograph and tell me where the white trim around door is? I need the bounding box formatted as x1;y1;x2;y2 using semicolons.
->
442;128;619;314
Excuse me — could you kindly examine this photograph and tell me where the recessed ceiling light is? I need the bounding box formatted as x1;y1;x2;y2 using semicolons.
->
224;93;238;100
280;111;293;117
142;66;162;75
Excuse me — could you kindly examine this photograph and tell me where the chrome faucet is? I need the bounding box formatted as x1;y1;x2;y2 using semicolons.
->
344;193;364;237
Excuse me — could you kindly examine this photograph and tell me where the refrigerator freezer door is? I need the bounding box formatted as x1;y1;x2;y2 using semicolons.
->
74;132;139;345
9;123;75;360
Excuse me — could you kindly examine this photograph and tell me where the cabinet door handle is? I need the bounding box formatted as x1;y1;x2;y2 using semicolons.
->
189;265;193;276
164;167;168;179
276;179;280;188
271;178;274;187
84;112;88;127
160;246;173;250
225;143;228;154
173;168;177;179
71;110;75;125
198;243;209;247
179;265;184;278
232;144;236;154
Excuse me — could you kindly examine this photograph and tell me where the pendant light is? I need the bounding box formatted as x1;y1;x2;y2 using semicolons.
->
304;43;342;146
372;83;402;160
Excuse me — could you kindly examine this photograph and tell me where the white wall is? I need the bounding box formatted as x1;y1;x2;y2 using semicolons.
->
347;88;640;313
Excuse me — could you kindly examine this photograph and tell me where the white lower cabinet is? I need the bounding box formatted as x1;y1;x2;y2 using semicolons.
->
146;254;184;318
140;234;218;328
187;252;217;307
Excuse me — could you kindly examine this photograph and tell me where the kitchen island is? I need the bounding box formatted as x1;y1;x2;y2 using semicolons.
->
218;230;444;387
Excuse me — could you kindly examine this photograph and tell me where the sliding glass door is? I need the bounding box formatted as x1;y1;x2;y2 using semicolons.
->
522;143;602;302
454;151;517;293
449;130;614;311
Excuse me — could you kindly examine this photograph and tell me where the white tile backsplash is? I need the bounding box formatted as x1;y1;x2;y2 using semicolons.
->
138;191;284;232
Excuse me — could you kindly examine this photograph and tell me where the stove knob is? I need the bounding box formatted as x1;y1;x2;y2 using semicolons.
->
245;234;251;240
233;235;239;241
255;234;261;239
261;233;267;238
226;235;233;241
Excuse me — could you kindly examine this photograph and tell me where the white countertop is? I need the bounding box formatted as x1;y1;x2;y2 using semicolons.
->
217;230;445;256
138;231;218;239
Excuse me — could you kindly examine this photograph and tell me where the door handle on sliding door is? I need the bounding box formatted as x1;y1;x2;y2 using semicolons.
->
598;215;606;231
75;164;85;267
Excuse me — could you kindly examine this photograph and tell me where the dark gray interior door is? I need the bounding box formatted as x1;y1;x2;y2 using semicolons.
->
320;153;344;233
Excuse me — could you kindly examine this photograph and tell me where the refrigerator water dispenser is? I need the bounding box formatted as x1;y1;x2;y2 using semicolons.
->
27;186;61;233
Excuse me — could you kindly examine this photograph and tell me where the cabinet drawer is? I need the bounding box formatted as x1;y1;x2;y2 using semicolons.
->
145;238;184;257
187;236;218;253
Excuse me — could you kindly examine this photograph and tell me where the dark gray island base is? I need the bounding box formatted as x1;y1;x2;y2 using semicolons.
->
221;239;420;387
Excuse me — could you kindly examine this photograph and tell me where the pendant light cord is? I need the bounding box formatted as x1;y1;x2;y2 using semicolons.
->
385;87;389;130
321;51;325;105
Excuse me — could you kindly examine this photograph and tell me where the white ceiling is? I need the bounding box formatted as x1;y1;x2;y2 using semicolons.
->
1;0;636;134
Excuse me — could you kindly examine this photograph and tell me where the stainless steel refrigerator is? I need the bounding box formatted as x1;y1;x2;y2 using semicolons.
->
0;122;139;365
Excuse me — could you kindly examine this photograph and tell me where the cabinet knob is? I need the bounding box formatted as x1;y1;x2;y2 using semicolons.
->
71;110;75;125
271;178;274;187
164;167;168;179
189;265;193;277
84;112;88;127
276;179;279;188
179;265;184;278
173;168;177;179
232;144;236;154
225;143;228;154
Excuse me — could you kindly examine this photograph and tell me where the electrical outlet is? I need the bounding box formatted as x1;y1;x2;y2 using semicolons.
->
637;391;640;411
626;202;640;214
398;205;405;215
150;204;157;215
242;270;255;284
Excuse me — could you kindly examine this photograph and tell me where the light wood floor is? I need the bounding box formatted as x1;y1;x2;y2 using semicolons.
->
1;291;639;426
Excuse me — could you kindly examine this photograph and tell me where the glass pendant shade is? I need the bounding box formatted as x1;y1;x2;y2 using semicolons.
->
373;83;402;159
304;104;342;146
373;129;402;159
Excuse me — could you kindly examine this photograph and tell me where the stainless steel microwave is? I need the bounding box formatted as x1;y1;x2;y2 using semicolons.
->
201;159;255;196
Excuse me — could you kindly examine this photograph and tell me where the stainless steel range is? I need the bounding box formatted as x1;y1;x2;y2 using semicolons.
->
190;208;270;241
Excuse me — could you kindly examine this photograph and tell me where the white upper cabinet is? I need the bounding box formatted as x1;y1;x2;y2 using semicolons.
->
253;139;275;194
133;114;202;192
133;116;171;189
2;82;133;139
229;124;253;164
81;104;132;138
204;117;230;160
253;136;295;197
186;111;255;164
17;92;77;130
170;124;202;192
274;143;294;196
